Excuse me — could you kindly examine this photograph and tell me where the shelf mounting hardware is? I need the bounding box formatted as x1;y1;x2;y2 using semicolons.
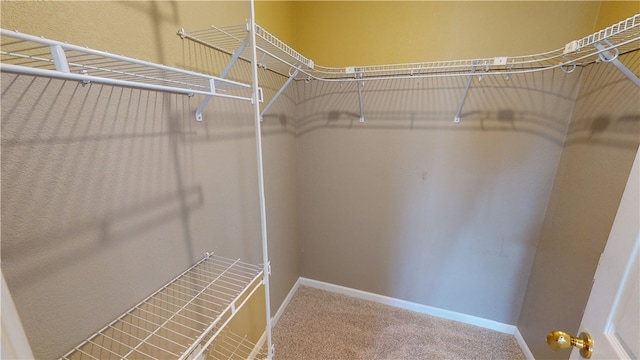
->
261;65;301;121
593;40;640;88
221;36;250;78
195;78;216;122
357;73;365;122
49;45;70;73
192;34;250;122
454;60;479;122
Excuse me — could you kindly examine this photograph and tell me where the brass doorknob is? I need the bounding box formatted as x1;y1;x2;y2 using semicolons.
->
546;330;593;359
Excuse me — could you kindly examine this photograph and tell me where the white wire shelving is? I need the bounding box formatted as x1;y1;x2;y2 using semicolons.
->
0;28;255;121
180;13;640;82
59;253;264;360
180;14;640;123
178;24;314;80
206;329;268;360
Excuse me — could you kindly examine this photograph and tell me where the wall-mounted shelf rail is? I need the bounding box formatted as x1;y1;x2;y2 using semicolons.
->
0;29;255;121
181;14;639;83
178;23;314;79
178;14;639;123
59;253;263;360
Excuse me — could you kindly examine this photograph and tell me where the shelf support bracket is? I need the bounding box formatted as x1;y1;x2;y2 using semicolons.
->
357;75;365;122
593;42;640;88
49;45;70;73
195;78;216;122
454;60;478;122
260;66;300;121
220;36;250;79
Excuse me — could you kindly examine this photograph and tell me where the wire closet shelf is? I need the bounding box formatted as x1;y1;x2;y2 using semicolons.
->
179;13;640;82
59;253;264;360
0;28;254;101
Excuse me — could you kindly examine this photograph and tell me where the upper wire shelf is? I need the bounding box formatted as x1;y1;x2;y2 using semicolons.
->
59;253;263;360
180;14;640;82
0;28;254;102
178;23;314;79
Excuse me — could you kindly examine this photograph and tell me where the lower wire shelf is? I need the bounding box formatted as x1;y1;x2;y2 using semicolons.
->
60;253;264;360
206;329;268;360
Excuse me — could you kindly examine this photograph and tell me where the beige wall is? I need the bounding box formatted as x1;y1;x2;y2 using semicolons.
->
295;67;582;324
517;3;640;358
517;53;640;359
1;1;299;359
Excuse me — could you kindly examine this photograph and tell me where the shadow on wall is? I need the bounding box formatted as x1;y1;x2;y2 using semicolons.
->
0;73;259;359
294;53;640;325
517;50;640;360
1;76;192;288
293;70;577;144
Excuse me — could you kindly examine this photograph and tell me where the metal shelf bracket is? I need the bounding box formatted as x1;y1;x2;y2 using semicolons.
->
357;74;365;122
195;78;216;122
593;40;640;88
221;36;250;78
454;60;479;122
261;66;300;121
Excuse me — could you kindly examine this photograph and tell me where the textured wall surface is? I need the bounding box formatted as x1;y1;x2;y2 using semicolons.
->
518;51;640;359
294;69;582;325
1;2;299;359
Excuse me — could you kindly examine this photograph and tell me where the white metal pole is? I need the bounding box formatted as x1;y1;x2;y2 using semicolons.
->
247;0;273;358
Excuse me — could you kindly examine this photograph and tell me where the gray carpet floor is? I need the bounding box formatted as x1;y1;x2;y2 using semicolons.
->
272;286;527;360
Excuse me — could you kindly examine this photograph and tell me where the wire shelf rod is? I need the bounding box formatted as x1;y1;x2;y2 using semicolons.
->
1;28;257;123
119;258;242;359
191;260;259;280
152;286;225;311
208;329;266;360
294;37;638;83
139;301;212;328
211;333;254;359
185;275;264;360
72;347;101;360
0;29;248;86
86;332;144;358
0;54;213;91
0;63;255;102
60;254;214;359
160;283;233;308
60;253;262;360
569;13;639;51
179;14;636;83
176;271;254;296
116;313;195;343
119;316;202;341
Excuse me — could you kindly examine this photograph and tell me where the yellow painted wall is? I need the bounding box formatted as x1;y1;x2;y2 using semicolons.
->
3;1;635;70
256;0;296;45
595;1;640;30
292;1;602;67
1;1;295;69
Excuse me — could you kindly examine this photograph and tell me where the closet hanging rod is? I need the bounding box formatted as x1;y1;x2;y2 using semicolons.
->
0;29;254;105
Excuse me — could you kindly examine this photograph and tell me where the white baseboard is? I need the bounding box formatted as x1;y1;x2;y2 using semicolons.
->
271;277;302;327
274;277;535;359
299;277;516;334
514;327;535;360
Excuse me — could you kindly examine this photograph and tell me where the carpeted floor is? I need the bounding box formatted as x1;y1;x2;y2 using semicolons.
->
272;286;527;360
